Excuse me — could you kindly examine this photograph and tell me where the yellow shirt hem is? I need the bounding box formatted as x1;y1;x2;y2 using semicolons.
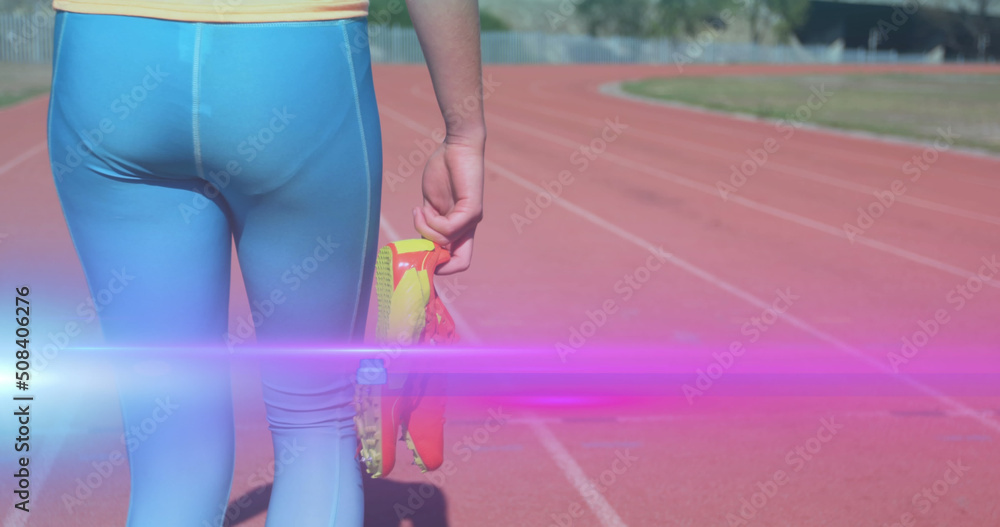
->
52;0;368;23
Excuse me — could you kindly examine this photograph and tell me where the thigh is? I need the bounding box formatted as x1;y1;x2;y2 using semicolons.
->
47;163;239;525
198;18;383;348
49;168;235;344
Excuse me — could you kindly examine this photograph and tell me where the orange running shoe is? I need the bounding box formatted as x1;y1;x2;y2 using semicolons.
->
401;372;448;472
399;243;456;473
356;239;457;478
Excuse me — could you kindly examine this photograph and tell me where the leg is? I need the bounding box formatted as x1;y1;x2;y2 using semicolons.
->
48;11;236;526
49;136;238;527
194;18;382;527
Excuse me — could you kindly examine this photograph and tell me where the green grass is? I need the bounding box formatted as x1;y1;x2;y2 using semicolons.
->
0;62;51;109
0;85;49;108
621;73;1000;153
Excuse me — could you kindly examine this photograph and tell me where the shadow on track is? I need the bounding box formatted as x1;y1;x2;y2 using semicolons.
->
227;465;449;527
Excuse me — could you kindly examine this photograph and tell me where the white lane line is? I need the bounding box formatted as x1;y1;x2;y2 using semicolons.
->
410;86;1000;281
522;78;1000;191
483;112;1000;290
0;141;46;177
484;159;1000;433
493;97;1000;228
379;213;401;241
771;166;1000;226
378;214;483;345
528;418;629;527
596;80;1000;167
378;103;1000;435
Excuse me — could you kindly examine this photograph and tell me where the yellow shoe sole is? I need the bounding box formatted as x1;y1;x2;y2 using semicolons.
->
354;383;385;478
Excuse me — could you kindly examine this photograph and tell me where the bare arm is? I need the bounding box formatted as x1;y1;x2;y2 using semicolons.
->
405;0;486;274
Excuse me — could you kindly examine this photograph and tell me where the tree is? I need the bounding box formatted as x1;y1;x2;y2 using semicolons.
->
739;0;810;44
368;0;413;27
368;0;509;31
655;0;732;37
576;0;735;38
576;0;656;37
480;10;510;32
766;0;811;42
958;0;996;58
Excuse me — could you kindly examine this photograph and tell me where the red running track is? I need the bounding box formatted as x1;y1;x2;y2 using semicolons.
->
2;64;999;527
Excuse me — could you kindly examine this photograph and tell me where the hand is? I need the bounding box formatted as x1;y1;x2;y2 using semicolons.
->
413;136;484;275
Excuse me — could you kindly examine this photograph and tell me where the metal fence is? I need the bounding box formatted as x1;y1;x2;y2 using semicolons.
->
369;26;940;65
2;11;941;65
1;11;54;63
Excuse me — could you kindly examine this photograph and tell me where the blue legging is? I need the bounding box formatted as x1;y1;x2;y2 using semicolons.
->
46;10;382;527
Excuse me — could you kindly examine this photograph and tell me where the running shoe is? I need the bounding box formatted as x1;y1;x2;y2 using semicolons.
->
356;238;457;478
401;372;448;472
354;360;404;479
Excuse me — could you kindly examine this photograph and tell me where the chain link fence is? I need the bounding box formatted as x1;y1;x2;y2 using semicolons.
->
2;11;942;65
1;10;53;63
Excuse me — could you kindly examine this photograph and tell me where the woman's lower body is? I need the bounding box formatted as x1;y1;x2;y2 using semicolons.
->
46;10;382;527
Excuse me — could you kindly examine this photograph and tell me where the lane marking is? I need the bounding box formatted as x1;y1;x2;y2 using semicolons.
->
406;85;1000;285
582;441;643;449
597;80;1000;167
505;411;999;424
379;212;401;241
487;159;1000;434
482;111;1000;290
0;141;46;177
493;96;1000;228
531;77;1000;190
378;103;1000;435
528;418;630;527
